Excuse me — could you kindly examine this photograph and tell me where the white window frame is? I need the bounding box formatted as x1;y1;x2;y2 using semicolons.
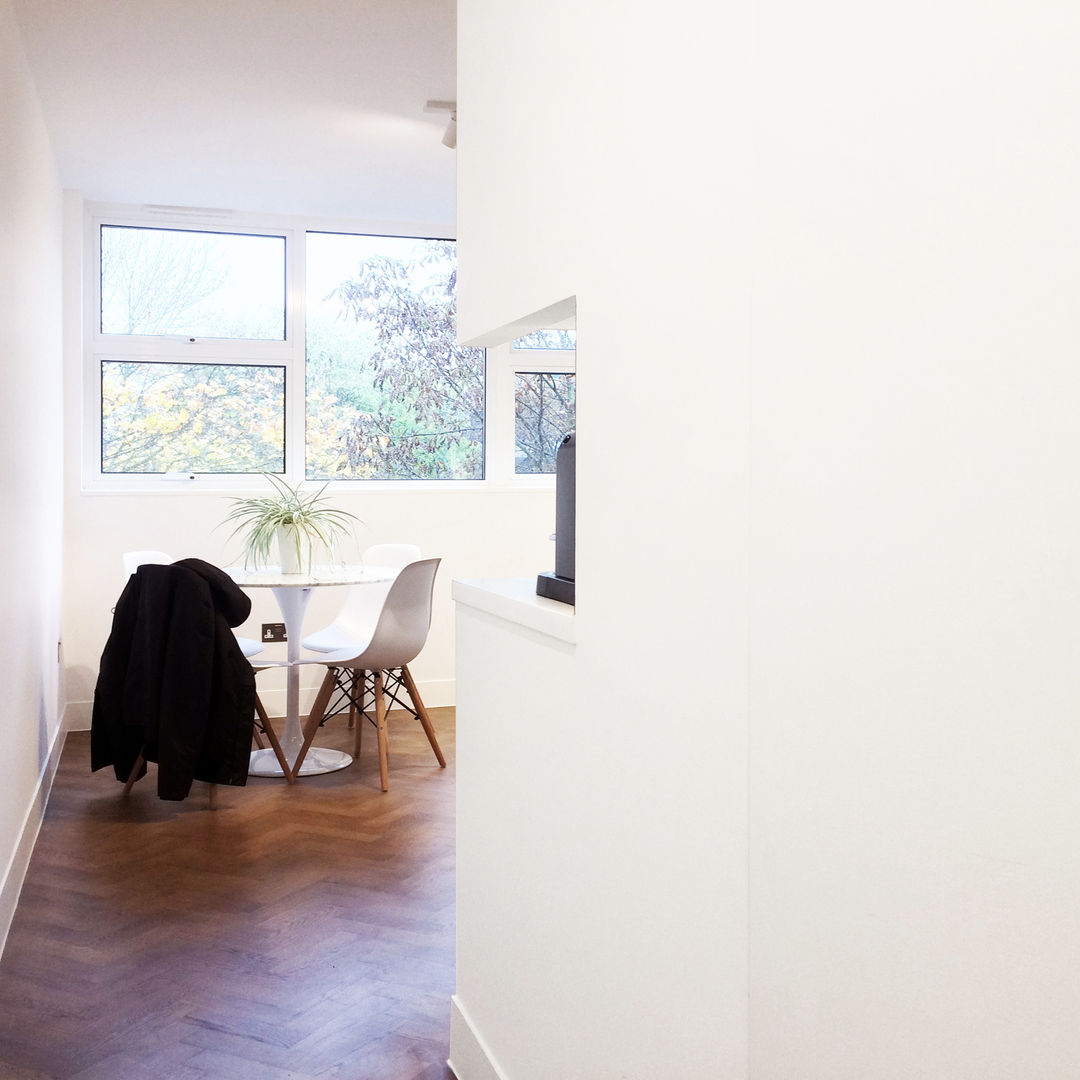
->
81;202;558;494
84;205;303;491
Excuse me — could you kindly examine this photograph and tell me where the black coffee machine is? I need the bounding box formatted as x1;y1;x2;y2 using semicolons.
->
536;432;575;605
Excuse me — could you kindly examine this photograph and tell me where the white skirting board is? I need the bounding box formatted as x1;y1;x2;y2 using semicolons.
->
0;713;67;959
448;996;508;1080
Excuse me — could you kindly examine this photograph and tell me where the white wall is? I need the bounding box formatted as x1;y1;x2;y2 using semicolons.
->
0;1;65;949
455;2;1080;1079
455;3;753;1077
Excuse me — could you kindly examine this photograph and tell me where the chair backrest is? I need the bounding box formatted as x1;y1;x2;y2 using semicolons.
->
348;558;440;671
123;550;174;576
327;544;421;640
362;543;421;572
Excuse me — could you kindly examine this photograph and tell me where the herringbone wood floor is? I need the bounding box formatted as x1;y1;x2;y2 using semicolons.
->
0;708;456;1080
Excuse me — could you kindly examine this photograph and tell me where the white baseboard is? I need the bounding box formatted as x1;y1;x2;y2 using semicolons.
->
448;996;508;1080
410;676;456;709
0;712;67;959
65;697;92;731
64;677;455;732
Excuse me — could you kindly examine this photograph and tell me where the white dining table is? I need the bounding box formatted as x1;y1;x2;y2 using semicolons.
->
226;564;393;778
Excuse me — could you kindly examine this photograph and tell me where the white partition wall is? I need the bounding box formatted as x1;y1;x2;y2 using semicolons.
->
454;2;1080;1078
453;3;754;1077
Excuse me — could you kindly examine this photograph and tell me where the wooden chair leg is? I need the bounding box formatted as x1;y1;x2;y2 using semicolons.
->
254;692;295;783
353;670;367;759
401;664;446;768
250;681;268;745
292;667;338;776
374;671;390;792
207;784;218;811
122;754;145;797
252;697;266;750
348;669;366;734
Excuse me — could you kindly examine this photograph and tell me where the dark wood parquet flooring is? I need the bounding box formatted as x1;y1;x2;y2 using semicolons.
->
0;709;456;1080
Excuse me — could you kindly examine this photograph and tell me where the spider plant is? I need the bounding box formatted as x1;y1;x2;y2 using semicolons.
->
223;474;360;571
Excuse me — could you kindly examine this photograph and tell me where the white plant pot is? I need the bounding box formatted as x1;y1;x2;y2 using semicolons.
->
276;525;310;574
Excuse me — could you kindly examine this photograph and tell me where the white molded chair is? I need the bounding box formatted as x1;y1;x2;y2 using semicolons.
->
121;549;173;576
301;543;421;655
292;558;444;790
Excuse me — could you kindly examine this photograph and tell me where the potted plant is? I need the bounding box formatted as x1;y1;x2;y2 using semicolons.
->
223;474;360;573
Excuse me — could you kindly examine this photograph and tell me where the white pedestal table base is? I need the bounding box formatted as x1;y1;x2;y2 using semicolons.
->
249;746;352;778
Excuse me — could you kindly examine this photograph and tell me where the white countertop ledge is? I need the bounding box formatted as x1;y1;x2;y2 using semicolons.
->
452;578;576;644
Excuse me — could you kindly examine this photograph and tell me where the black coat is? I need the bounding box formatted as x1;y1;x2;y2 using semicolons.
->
91;558;256;800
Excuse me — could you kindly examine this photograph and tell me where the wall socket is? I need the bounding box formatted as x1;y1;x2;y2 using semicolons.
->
262;623;287;642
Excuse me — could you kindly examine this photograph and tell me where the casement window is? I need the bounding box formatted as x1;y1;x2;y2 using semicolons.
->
85;208;574;490
92;223;290;479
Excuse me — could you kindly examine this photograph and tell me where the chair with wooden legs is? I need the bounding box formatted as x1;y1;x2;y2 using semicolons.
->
291;558;445;790
301;543;421;734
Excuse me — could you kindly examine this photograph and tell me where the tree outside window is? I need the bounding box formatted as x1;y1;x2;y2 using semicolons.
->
514;371;575;474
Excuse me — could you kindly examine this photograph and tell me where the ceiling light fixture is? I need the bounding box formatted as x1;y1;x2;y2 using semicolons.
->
424;100;457;149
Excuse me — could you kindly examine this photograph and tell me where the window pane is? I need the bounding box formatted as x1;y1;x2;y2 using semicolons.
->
100;226;286;339
305;232;485;480
513;329;577;350
515;372;576;474
101;360;285;474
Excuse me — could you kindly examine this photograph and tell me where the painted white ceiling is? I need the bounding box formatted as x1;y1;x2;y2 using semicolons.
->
13;0;458;226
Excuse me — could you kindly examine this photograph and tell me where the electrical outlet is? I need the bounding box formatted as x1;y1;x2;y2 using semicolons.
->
262;623;287;642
